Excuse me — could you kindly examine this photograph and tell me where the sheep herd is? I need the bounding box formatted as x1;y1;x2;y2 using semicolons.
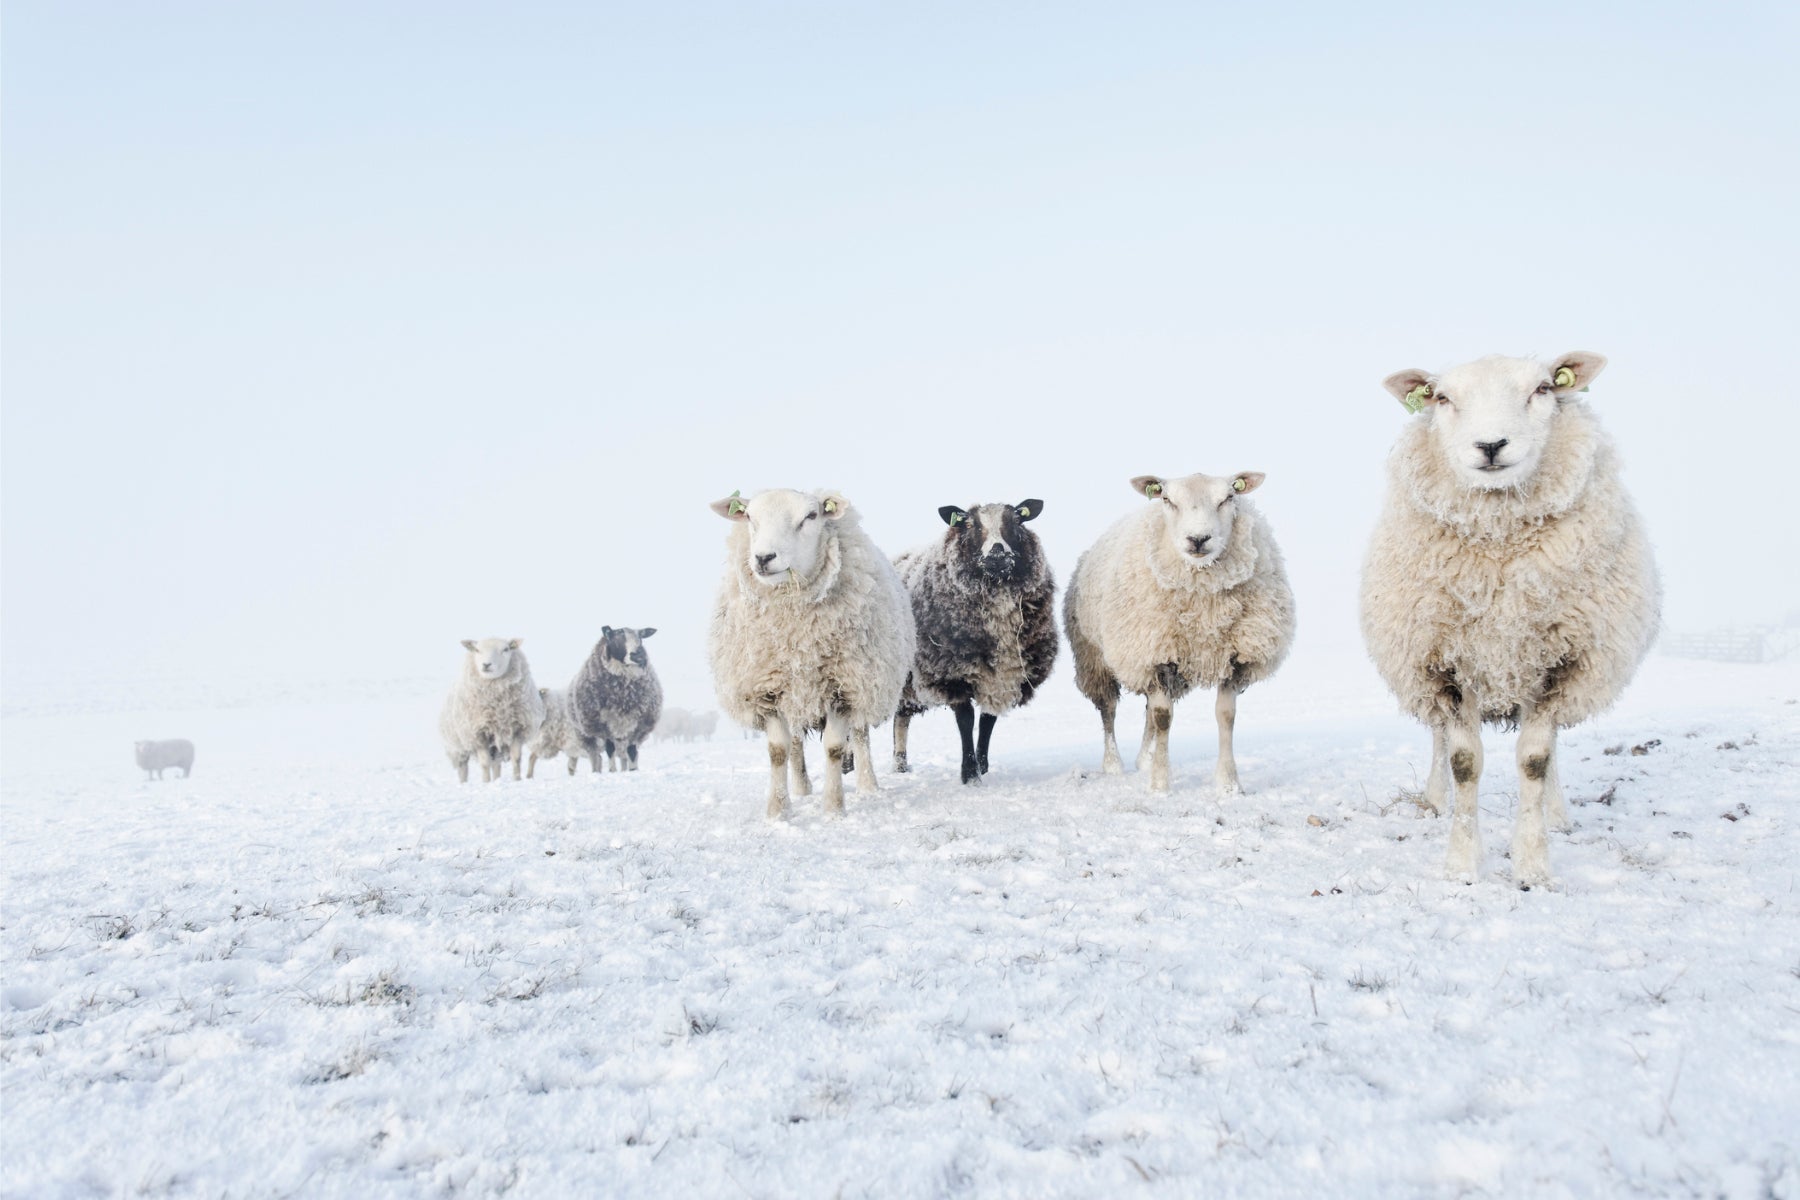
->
445;351;1660;887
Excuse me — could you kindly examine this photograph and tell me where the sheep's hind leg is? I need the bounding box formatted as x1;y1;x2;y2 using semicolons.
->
764;715;792;819
892;712;912;774
1214;684;1240;795
1512;705;1556;888
511;743;524;781
1135;701;1155;772
821;711;851;816
789;735;812;796
976;712;997;776
1421;724;1450;816
852;725;878;793
527;749;539;779
1444;702;1484;883
1098;694;1124;775
952;701;980;785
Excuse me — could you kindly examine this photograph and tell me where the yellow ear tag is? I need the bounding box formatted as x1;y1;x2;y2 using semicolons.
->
1145;482;1162;499
1232;477;1247;493
1554;366;1576;389
1402;383;1432;414
1017;506;1030;518
823;499;837;514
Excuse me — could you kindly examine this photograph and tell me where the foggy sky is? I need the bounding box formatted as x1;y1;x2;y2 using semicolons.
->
5;1;1797;708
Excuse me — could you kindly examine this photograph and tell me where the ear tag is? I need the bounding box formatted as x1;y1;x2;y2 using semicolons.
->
950;512;964;525
1232;477;1247;493
1402;383;1432;414
1553;366;1576;389
823;499;837;514
1144;482;1163;499
728;489;746;516
1017;506;1030;518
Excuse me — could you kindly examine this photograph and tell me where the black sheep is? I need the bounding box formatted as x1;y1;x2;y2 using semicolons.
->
892;501;1058;783
568;626;663;772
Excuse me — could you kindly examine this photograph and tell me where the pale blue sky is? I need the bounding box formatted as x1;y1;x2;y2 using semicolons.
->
5;1;1797;702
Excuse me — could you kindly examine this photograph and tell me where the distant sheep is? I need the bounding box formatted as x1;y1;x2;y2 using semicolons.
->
653;708;720;742
526;687;585;777
134;739;194;780
893;500;1058;783
1065;471;1295;794
568;626;663;772
708;488;916;817
439;638;546;783
1362;351;1660;886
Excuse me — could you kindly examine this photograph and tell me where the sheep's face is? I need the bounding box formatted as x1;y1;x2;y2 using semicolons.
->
939;501;1044;584
600;625;656;668
710;488;849;587
461;637;522;680
1384;352;1608;491
1130;472;1264;569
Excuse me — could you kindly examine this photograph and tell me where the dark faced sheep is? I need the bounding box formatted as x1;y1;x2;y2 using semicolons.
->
893;500;1058;784
567;626;663;773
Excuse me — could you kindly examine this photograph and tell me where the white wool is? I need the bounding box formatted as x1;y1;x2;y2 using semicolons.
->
438;638;546;784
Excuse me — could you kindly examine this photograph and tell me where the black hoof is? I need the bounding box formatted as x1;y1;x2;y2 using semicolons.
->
893;757;910;774
960;760;980;785
977;757;990;776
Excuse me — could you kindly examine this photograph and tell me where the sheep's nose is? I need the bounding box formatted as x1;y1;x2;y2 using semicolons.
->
754;552;777;571
1187;535;1212;556
1476;438;1509;464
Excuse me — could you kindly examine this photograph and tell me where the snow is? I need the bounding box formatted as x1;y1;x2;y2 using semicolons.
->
3;655;1798;1197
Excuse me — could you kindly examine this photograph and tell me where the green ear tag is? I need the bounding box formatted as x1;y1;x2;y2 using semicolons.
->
1145;482;1163;499
1402;383;1431;414
727;489;745;516
1554;366;1576;389
950;512;963;524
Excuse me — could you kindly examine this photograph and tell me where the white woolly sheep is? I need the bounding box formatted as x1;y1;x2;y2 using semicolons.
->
568;626;663;772
1065;471;1295;795
134;739;194;780
1362;351;1660;887
439;638;546;783
526;687;585;777
708;487;916;818
892;500;1058;784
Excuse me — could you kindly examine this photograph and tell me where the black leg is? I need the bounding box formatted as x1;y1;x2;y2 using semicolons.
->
627;742;639;769
976;712;997;775
953;701;979;784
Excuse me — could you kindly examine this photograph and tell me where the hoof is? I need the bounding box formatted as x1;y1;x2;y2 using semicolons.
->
1214;777;1241;797
1102;758;1124;776
892;757;910;774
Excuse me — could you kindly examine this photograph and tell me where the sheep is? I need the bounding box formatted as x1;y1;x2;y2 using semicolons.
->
652;706;694;742
1065;471;1295;795
689;711;719;741
1362;351;1660;887
892;500;1059;783
708;487;916;818
439;638;545;783
134;739;194;780
567;626;663;772
526;687;585;777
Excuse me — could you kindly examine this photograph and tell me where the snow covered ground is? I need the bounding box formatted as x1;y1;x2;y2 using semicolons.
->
3;654;1798;1198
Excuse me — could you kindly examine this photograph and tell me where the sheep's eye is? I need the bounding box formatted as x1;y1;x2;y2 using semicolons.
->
1435;392;1451;405
1533;382;1552;396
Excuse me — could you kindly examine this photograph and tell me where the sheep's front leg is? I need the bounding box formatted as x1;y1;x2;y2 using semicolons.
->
952;701;980;785
1147;689;1174;794
975;712;997;776
789;735;812;796
1135;701;1155;772
566;754;578;776
852;725;878;792
511;743;524;781
1099;694;1123;775
527;749;539;779
1543;734;1571;832
1513;705;1557;888
892;712;912;774
1422;723;1450;816
764;714;792;819
821;711;851;815
1213;685;1240;795
453;754;470;784
1444;701;1484;883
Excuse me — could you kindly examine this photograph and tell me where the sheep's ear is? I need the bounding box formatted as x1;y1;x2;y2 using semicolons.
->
638;627;656;639
601;626;613;638
1382;369;1435;412
711;491;749;520
1014;499;1044;522
461;639;478;652
939;506;968;527
506;638;522;650
1550;351;1607;396
1130;475;1166;500
1229;472;1265;496
820;492;849;519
